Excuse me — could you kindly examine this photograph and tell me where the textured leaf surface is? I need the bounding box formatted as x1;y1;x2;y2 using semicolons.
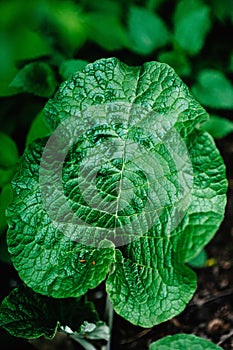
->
7;58;227;327
7;144;115;297
149;334;223;349
106;131;226;326
0;285;98;339
44;58;207;132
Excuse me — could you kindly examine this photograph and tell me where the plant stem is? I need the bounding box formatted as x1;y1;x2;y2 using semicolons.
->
103;295;114;350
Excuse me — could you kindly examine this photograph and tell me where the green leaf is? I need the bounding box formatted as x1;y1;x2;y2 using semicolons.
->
106;248;197;327
188;248;207;268
45;58;207;132
86;13;130;51
71;321;110;350
45;1;87;55
107;130;226;326
7;145;115;297
0;132;18;168
10;62;57;98
128;6;170;55
59;59;89;81
26;111;51;146
149;334;223;349
73;321;110;341
171;130;226;263
174;0;211;55
7;58;227;328
0;284;98;339
158;50;191;77
12;28;52;62
0;168;17;189
201;115;233;138
192;70;233;109
0;39;20;97
0;184;13;234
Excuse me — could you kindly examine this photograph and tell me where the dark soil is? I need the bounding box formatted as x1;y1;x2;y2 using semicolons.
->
0;136;232;349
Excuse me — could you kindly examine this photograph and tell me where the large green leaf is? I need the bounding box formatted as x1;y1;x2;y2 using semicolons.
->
149;334;223;349
0;284;98;339
7;58;227;327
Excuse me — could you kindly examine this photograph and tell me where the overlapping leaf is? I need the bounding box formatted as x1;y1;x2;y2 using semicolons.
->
0;284;98;339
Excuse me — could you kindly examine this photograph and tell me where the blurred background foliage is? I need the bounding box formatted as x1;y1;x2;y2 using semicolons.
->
0;0;233;252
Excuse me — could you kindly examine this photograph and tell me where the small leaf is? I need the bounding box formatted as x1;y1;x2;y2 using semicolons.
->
0;284;98;339
188;248;207;268
192;69;233;109
149;334;223;349
26;111;50;146
86;13;130;51
12;28;52;62
10;62;57;98
0;132;18;168
158;50;191;77
128;6;170;55
46;1;87;55
201;115;233;138
71;321;110;350
73;321;110;341
59;59;89;81
174;0;211;55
